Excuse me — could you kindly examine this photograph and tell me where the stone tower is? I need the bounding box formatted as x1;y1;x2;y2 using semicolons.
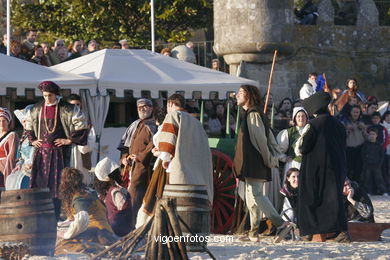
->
214;0;390;101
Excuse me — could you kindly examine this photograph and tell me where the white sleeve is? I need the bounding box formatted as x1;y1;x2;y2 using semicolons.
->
158;152;172;162
78;127;96;154
63;211;89;239
111;188;127;211
277;129;289;154
71;105;88;131
294;124;311;156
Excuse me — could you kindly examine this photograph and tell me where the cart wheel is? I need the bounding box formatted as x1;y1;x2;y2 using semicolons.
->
211;149;237;234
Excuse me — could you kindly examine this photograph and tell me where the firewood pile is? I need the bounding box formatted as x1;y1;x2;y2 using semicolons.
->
91;198;215;260
0;242;30;260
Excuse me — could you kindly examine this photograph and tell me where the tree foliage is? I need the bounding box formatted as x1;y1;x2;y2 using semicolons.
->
11;0;213;45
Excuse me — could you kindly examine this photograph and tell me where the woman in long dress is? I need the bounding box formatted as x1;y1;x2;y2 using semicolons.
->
277;107;309;180
55;167;117;255
0;107;18;187
6;105;35;190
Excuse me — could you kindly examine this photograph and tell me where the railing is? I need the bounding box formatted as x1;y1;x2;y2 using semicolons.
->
138;41;230;73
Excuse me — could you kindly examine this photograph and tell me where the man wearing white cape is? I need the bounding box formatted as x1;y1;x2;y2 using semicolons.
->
157;94;213;205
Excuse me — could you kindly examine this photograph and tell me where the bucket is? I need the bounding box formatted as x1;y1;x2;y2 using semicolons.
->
163;184;210;252
0;188;57;256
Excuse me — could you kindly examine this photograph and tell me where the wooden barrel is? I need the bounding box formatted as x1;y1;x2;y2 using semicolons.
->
163;184;210;252
0;188;57;256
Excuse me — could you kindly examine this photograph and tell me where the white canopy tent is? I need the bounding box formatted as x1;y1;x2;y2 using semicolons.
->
0;54;98;96
53;49;259;99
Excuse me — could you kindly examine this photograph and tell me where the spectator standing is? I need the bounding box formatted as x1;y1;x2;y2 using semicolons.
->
342;105;366;183
361;127;387;195
29;45;46;65
160;47;171;56
381;111;390;192
336;78;367;112
211;59;220;71
65;40;82;61
0;33;7;54
208;103;236;138
362;102;379;125
119;39;129;49
21;30;37;60
10;40;26;60
299;72;318;100
87;40;98;54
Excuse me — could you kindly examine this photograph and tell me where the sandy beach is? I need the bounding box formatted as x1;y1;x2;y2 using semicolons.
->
23;195;389;259
189;195;390;260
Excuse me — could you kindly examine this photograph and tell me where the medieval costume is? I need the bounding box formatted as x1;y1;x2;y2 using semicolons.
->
280;182;298;223
25;81;89;216
296;92;348;240
344;181;374;223
157;110;213;204
6;105;35;190
0;107;18;187
70;126;96;185
233;102;284;239
94;157;133;237
277;107;309;179
55;188;117;254
118;98;156;226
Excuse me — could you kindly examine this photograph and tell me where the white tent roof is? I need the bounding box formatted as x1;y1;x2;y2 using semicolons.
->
0;54;98;96
53;49;259;99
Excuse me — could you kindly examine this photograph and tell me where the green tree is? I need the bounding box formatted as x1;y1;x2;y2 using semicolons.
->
11;0;212;45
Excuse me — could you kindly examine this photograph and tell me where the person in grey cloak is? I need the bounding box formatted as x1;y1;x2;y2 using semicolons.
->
295;92;349;242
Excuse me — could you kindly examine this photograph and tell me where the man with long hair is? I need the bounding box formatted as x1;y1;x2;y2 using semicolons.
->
233;85;287;242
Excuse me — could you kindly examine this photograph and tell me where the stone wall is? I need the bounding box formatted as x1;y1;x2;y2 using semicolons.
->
214;0;390;102
239;25;390;101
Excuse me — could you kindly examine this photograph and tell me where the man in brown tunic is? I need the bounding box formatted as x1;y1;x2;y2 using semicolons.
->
118;98;156;226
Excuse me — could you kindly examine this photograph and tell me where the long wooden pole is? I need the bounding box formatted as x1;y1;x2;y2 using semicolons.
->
263;50;278;114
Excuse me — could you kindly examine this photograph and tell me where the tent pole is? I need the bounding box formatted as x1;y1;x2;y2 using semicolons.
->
151;0;155;52
6;0;11;56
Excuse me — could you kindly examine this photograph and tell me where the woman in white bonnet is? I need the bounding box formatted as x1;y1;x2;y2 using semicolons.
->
6;105;35;190
93;157;133;236
277;106;309;180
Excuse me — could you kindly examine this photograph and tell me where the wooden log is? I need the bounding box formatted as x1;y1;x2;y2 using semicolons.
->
348;222;390;242
159;208;170;260
92;222;142;259
145;219;155;259
166;212;181;260
123;215;155;258
178;215;217;260
161;199;188;260
150;203;161;260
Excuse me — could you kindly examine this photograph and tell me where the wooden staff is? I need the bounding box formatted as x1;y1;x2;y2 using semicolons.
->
264;50;278;114
322;73;330;93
